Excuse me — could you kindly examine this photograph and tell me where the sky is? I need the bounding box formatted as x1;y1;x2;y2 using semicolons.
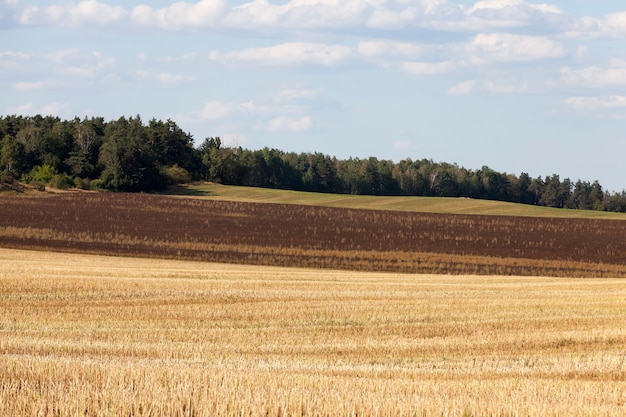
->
2;0;626;191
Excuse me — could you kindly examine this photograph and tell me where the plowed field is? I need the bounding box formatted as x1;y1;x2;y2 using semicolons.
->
1;192;625;276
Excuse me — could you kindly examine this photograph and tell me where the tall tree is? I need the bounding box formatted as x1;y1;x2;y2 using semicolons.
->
0;134;25;178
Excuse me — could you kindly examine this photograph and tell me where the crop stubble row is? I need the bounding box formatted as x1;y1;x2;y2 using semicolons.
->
1;249;626;416
1;193;625;276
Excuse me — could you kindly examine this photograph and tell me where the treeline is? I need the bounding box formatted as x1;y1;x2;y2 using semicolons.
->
1;114;625;212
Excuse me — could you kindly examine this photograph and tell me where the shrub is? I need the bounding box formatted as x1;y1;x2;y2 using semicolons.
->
74;177;90;190
49;174;74;190
0;170;13;184
161;164;191;185
25;164;56;184
89;178;106;191
31;181;46;191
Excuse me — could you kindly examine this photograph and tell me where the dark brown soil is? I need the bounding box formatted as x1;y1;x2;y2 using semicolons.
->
1;193;625;276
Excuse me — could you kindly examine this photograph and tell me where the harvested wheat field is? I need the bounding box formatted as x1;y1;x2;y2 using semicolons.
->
1;248;625;416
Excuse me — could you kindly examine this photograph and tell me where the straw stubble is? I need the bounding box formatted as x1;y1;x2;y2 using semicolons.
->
1;248;625;416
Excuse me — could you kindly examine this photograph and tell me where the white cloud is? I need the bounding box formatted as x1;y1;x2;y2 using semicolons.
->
222;0;567;33
467;0;561;16
483;79;529;94
601;12;626;38
393;140;412;150
219;133;248;148
358;40;424;59
467;33;565;63
45;0;126;26
574;46;589;61
13;81;44;91
564;95;626;111
199;100;259;120
0;50;32;71
566;12;626;40
209;42;352;67
401;60;457;75
461;0;564;31
563;16;602;40
367;0;464;31
136;70;192;85
240;100;257;114
7;102;71;116
46;48;79;64
165;52;198;63
69;0;125;25
200;101;242;120
276;89;318;102
447;79;476;95
16;5;41;24
418;0;566;33
0;0;20;19
12;0;225;29
561;59;626;88
44;49;116;78
0;50;32;60
266;115;312;133
192;97;313;134
223;0;280;28
131;0;226;30
224;0;375;30
40;102;72;116
7;102;35;114
366;7;417;30
0;0;581;39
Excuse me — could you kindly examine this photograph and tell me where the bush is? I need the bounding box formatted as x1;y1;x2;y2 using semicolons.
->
89;178;106;191
161;164;191;185
0;170;13;184
25;164;56;184
74;177;90;190
49;174;74;190
31;181;46;191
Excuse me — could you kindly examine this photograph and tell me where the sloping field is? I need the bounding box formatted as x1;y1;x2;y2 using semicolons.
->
1;192;625;276
170;183;626;219
1;248;625;416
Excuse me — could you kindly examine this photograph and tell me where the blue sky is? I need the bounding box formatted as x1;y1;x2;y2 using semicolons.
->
2;0;626;191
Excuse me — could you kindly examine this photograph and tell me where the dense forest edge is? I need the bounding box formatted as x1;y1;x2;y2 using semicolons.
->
2;114;625;212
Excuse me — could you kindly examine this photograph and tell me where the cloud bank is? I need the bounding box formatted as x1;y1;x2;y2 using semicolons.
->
3;0;618;39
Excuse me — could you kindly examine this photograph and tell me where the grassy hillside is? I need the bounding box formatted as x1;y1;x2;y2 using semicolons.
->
168;183;626;220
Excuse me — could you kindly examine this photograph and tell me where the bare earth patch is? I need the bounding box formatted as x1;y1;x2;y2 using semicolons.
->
1;192;626;276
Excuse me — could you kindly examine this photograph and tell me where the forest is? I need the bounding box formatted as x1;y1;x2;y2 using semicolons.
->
1;114;625;212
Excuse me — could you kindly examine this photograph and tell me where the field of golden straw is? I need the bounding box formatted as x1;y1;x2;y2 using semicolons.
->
1;248;625;416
